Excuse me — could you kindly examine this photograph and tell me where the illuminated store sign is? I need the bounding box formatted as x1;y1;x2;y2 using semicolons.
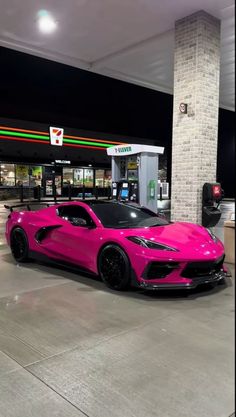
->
115;146;132;153
107;144;164;156
55;160;71;164
49;127;64;146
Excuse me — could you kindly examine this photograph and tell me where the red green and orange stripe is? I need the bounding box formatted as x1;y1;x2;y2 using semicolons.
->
0;126;125;150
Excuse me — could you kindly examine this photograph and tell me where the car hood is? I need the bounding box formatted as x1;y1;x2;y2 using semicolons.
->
120;222;224;259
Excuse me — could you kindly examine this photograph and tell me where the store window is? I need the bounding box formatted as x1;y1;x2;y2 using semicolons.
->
0;164;15;186
74;169;83;186
16;165;29;186
104;170;112;188
63;168;74;185
29;166;42;187
84;169;94;188
95;170;104;188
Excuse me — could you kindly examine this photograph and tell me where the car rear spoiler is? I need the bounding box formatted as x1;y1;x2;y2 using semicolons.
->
4;200;74;212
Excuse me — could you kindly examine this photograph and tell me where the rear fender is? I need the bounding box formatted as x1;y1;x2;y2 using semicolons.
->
5;212;22;244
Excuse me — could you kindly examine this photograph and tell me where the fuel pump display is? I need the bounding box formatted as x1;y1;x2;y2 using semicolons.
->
112;182;117;198
117;181;139;202
119;182;129;201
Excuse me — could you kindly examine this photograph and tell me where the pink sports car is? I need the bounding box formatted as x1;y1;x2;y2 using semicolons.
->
5;200;227;290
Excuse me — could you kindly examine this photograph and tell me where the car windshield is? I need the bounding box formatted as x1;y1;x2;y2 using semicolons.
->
90;202;169;229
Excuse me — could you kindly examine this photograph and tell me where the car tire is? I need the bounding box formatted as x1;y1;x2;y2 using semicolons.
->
10;227;29;263
98;244;131;291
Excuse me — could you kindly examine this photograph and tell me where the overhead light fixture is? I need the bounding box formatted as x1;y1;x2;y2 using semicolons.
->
37;10;57;34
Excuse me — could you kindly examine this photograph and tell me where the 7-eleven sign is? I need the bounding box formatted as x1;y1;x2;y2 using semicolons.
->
49;127;64;146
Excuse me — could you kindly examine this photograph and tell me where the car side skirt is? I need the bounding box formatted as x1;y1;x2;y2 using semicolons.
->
28;250;97;277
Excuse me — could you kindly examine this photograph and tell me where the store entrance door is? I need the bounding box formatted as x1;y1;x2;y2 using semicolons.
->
43;166;62;197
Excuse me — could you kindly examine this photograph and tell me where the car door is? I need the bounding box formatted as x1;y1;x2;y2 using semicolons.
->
49;204;100;271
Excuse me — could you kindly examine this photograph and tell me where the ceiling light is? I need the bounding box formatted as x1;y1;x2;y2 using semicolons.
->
37;10;57;34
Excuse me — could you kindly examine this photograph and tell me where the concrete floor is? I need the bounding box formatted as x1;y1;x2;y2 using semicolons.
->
0;201;234;417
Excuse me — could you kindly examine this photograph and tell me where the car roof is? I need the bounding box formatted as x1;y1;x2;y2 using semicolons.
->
58;200;122;205
56;200;113;206
56;200;140;209
81;200;112;205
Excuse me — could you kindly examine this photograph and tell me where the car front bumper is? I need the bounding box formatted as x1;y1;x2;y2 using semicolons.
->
136;269;228;290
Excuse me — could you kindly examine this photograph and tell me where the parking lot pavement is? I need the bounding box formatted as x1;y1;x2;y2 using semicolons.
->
0;200;234;417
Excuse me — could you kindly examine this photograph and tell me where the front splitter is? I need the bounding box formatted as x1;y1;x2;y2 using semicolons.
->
137;270;228;290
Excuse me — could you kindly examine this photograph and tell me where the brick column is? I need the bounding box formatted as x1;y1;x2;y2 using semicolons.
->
171;11;221;223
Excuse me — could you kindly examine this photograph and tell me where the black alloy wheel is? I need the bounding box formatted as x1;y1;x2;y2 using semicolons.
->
10;227;29;262
98;244;131;290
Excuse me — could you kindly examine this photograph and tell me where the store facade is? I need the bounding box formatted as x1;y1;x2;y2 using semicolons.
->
0;118;130;199
0;161;112;198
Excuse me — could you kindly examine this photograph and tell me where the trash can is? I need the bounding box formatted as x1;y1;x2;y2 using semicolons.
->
224;220;235;264
202;206;221;228
33;186;41;200
202;183;222;227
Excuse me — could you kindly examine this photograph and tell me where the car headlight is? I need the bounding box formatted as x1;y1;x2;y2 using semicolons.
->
206;228;218;242
126;236;178;251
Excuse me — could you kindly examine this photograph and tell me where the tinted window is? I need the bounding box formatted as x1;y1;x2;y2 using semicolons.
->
57;205;94;227
91;202;169;228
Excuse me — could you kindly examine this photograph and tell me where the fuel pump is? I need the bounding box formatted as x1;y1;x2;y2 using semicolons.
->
107;144;164;212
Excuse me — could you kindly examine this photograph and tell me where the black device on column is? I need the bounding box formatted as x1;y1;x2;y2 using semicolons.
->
202;183;222;227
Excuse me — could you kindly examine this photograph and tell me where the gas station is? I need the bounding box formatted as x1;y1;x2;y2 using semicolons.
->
0;2;234;417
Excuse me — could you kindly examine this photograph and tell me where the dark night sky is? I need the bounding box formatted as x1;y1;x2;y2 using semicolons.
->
0;47;234;197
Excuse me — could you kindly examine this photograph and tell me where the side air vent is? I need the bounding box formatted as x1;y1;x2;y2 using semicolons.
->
142;262;180;280
35;225;62;243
